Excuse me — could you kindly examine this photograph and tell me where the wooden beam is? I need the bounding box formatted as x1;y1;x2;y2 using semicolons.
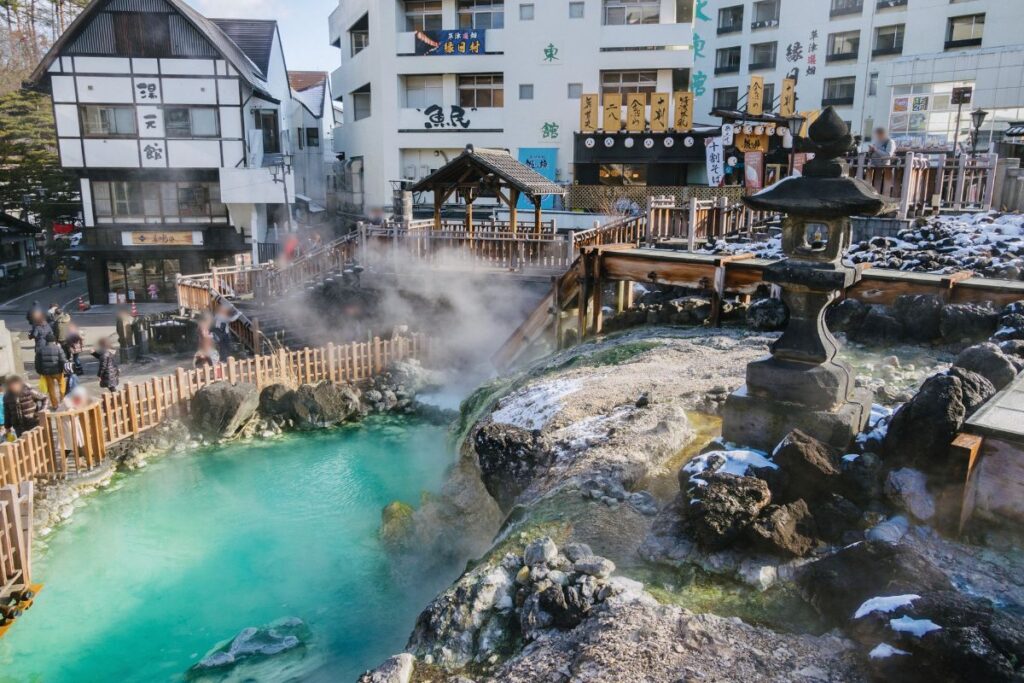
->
509;189;520;236
533;195;542;238
592;249;604;335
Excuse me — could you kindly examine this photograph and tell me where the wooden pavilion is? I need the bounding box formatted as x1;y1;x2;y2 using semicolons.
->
409;145;565;235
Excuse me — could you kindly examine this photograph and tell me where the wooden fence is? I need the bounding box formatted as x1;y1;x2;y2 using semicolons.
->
0;335;431;494
0;483;32;606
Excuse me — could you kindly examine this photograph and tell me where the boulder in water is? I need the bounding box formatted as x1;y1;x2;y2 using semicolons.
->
947;367;996;416
746;298;789;331
684;472;771;550
358;653;415;683
473;421;549;511
289;381;362;429
380;501;415;548
191;381;259;440
259;383;295;419
771;430;841;503
953;343;1018;390
939;303;998;345
827;298;869;334
883;373;966;473
892;294;943;342
189;617;308;677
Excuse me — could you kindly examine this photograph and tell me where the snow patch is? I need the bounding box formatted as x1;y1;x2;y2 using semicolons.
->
853;594;920;619
491;379;582;431
683;448;776;486
889;615;942;637
842;453;860;463
869;643;911;659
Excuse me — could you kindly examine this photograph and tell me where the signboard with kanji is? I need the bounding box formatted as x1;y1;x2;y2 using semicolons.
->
705;137;725;187
650;93;669;132
626;94;646;132
780;78;797;117
674;91;693;131
414;29;486;56
748;76;765;116
579;94;599;132
123;231;202;247
951;86;973;105
736;134;769;153
603;94;622;132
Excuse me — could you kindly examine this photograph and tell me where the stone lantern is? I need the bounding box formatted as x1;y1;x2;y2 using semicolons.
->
722;107;892;451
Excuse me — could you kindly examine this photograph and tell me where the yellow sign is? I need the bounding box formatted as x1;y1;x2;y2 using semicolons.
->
748;76;765;116
799;109;821;137
735;134;770;153
128;231;196;246
650;92;669;132
780;78;797;117
579;94;599;132
626;93;646;132
674;91;693;131
602;93;622;132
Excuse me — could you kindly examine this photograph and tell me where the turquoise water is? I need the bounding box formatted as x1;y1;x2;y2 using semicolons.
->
0;418;458;683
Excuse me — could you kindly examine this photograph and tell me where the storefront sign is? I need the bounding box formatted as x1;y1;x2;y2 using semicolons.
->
705;137;725;187
674;91;693;131
650;93;669;132
414;29;486;56
626;94;646;132
517;148;558;210
744;151;765;194
420;104;472;129
603;94;622;132
123;231;203;247
736;133;769;153
780;78;797;117
748;76;765;117
580;94;599;132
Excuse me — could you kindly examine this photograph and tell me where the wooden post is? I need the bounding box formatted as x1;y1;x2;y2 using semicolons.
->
710;264;727;327
533;196;542;238
327;342;337;383
373;337;383;373
433;192;442;230
983;153;999;211
227;357;238;385
591;251;604;335
644;195;655;247
577;250;591;340
465;193;474;236
954;153;968;210
899;151;915;220
687;197;699;252
509;188;519;236
126;384;139;438
552;276;564;350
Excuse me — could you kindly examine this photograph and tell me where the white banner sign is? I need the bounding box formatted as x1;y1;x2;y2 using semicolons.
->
705;136;725;188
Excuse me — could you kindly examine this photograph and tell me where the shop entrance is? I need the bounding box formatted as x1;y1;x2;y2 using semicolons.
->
106;259;181;303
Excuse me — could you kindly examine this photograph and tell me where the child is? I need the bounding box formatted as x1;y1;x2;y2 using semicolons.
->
91;338;121;393
3;375;47;437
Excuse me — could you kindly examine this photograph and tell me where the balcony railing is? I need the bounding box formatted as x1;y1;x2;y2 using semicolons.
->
872;44;903;57
715;63;741;75
749;60;776;71
750;18;779;30
877;0;907;9
822;95;855;107
945;37;983;50
826;50;859;63
718;22;743;35
830;2;863;18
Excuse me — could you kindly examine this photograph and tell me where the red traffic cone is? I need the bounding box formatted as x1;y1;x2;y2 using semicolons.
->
131;301;138;316
78;296;88;311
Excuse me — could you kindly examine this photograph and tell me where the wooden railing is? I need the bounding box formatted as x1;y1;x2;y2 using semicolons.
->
0;335;432;493
0;483;33;604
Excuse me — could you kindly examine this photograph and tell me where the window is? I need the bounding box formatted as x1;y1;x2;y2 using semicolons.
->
306;128;320;148
877;0;907;7
946;14;984;49
92;182;225;222
458;0;504;29
458;73;504;107
164;107;219;138
823;76;857;105
519;83;534;100
254;109;281;153
600;70;657;96
751;0;779;28
873;24;905;55
762;82;776;111
749;42;777;69
570;2;585;18
349;13;369;57
718;5;743;34
80;105;136;137
599;164;647;186
351;86;372;121
520;3;534;20
827;30;860;61
830;0;863;17
404;75;443;108
112;13;170;58
405;1;442;31
568;83;583;99
868;72;879;97
714;87;739;110
603;0;660;26
715;46;741;74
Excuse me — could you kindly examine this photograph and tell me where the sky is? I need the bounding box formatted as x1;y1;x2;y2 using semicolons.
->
187;0;340;73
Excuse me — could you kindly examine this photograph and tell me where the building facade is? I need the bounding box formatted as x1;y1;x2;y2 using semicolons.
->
28;0;322;303
328;0;695;215
695;0;1024;152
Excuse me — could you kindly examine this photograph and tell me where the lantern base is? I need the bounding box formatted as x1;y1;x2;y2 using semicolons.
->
721;384;872;452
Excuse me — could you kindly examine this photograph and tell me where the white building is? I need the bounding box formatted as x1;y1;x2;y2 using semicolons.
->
27;0;325;303
328;0;695;215
695;0;1024;151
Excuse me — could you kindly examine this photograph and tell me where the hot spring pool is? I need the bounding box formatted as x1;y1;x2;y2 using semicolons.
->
0;417;458;682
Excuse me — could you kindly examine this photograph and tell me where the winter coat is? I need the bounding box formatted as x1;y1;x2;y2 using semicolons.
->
92;349;120;389
29;322;53;349
62;332;84;357
4;386;46;434
53;313;72;343
35;343;67;377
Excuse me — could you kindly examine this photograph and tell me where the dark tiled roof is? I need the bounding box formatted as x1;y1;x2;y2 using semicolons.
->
210;18;277;78
410;146;565;197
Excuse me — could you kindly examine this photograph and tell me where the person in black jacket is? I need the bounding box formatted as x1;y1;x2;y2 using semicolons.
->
91;337;120;393
28;310;52;353
3;375;47;437
35;333;68;406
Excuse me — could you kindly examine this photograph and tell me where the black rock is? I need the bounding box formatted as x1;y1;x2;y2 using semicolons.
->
992;313;1024;342
258;383;294;419
746;297;789;331
289;381;362;429
191;381;259;440
474;422;550;511
953;343;1018;390
947;366;997;416
745;498;820;557
839;451;884;505
849;305;904;345
883;373;966;473
771;430;842;503
538;584;589;629
684;473;772;550
892;294;943;342
812;493;863;543
826;298;868;334
940;303;999;345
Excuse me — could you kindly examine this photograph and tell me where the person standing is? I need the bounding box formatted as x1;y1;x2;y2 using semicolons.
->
91;337;120;393
3;375;47;437
56;262;69;288
35;333;68;406
28;310;53;353
62;322;85;376
212;304;238;361
867;127;897;161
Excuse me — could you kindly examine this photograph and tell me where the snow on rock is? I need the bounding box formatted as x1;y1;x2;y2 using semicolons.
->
853;594;921;619
869;643;912;659
491;379;582;431
682;448;776;487
888;615;942;637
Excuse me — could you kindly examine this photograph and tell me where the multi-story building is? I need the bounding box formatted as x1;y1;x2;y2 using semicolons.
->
696;0;1024;151
27;0;324;303
328;0;695;215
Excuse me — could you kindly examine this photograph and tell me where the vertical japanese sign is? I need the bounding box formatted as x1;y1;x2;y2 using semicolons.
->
517;148;557;210
748;76;765;116
650;93;669;132
705;137;725;187
579;94;598;132
744;151;765;194
626;94;646;132
799;110;821;137
674;91;693;131
603;94;622;132
780;78;797;118
690;1;710;102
